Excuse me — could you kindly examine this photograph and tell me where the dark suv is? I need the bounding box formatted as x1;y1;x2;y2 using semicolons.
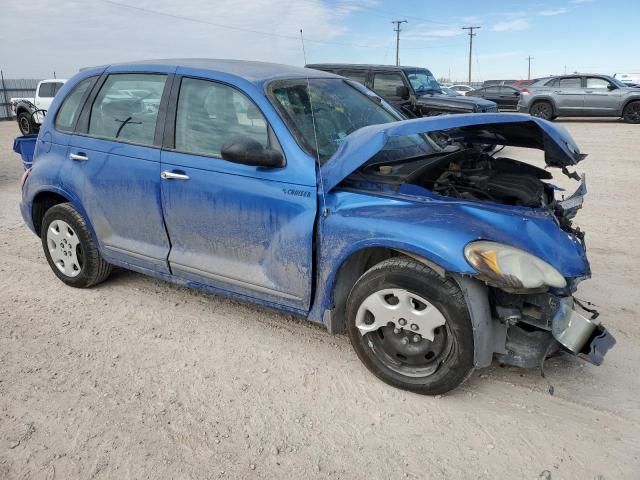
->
306;64;498;117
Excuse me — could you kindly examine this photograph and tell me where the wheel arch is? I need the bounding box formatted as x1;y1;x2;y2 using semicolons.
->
621;97;640;114
324;246;449;335
30;189;98;246
322;245;504;368
530;96;558;115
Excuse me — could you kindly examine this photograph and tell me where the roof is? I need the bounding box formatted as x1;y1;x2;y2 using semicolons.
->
107;59;339;84
306;63;426;72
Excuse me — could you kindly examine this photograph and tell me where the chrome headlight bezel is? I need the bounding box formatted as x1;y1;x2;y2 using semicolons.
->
464;241;567;290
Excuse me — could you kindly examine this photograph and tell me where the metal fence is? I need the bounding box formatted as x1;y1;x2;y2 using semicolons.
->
0;74;42;120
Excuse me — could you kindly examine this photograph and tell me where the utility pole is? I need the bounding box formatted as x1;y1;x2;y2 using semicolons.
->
462;26;480;85
392;20;407;66
526;56;534;80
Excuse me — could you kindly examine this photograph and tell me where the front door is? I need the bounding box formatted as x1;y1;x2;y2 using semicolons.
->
160;76;316;310
583;76;623;115
65;72;172;272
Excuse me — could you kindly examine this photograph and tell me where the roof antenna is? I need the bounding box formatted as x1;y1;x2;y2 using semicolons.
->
300;28;329;217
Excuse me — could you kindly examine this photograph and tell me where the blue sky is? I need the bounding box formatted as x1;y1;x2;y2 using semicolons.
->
1;0;638;81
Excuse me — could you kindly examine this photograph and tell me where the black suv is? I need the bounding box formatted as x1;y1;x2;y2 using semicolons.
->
306;64;498;117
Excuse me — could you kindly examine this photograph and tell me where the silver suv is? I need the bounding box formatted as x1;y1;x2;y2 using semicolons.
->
518;74;640;123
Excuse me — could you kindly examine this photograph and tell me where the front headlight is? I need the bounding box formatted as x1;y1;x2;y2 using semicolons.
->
464;241;567;290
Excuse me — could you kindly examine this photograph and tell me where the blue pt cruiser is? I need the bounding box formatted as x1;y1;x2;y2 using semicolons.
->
17;59;614;394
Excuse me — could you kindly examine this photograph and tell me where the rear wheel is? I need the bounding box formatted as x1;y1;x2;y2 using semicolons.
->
622;101;640;124
41;203;112;288
17;111;38;135
529;101;554;120
346;258;474;395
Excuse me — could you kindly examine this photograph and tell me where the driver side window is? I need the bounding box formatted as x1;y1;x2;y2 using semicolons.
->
175;78;269;158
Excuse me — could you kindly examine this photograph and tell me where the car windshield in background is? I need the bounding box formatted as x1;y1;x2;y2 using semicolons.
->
269;78;431;162
405;69;440;93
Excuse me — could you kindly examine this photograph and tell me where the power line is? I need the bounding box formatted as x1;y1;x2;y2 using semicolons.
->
392;20;408;66
462;26;480;84
99;0;382;49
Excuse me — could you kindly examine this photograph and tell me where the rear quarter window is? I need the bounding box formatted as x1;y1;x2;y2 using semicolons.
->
55;77;97;133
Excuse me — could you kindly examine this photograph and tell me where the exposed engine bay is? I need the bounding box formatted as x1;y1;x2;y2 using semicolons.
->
348;140;587;236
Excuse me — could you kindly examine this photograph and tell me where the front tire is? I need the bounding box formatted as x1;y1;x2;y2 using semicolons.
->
529;101;554;120
346;258;474;395
17;111;38;135
622;101;640;124
41;203;112;288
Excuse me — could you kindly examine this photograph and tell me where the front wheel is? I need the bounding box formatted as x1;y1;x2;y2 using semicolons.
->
622;101;640;124
41;203;112;288
346;258;474;395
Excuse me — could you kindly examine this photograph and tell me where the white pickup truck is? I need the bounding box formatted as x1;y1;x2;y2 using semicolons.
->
10;79;67;135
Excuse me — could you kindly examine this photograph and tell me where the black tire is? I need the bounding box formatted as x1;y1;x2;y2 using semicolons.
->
41;203;112;288
622;101;640;124
346;258;474;395
17;111;38;135
529;101;554;120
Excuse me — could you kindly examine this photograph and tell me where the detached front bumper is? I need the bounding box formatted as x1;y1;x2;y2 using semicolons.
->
492;291;615;368
552;298;615;366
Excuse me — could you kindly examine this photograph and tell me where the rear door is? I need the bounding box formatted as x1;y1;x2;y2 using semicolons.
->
583;76;623;115
65;69;173;272
159;75;316;310
498;86;520;109
553;76;585;114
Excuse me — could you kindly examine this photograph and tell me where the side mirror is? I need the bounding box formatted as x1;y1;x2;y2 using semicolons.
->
514;91;521;96
607;83;617;91
395;85;410;99
221;137;284;168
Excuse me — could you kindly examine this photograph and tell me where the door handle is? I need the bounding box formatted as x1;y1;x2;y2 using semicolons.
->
161;170;190;180
69;153;88;161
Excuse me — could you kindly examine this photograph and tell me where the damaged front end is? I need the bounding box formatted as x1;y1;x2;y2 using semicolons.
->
322;114;616;368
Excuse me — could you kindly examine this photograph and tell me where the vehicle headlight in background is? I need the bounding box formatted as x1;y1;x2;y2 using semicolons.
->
464;241;567;290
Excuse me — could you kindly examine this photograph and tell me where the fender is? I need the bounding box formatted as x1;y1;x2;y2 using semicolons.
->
620;95;640;115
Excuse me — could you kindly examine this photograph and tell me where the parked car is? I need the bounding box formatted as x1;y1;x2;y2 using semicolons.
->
518;74;640;123
306;64;497;116
512;79;537;88
482;79;517;87
10;79;67;135
449;84;475;96
439;86;462;96
613;73;640;86
17;59;614;395
467;85;521;110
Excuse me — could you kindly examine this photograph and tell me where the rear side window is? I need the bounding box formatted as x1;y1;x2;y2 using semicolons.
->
38;82;64;98
339;70;368;85
55;77;96;133
559;77;582;88
89;73;167;146
372;73;406;99
174;77;269;158
545;78;559;87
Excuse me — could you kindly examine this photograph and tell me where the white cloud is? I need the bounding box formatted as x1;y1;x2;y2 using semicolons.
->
539;8;568;16
492;18;529;32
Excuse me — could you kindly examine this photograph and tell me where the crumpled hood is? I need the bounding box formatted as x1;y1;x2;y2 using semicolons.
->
321;113;585;193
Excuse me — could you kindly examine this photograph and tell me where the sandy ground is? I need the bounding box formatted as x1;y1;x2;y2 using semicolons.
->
0;118;639;479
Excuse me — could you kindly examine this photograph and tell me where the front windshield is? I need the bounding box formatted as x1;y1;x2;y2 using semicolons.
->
268;78;432;162
405;69;441;93
607;76;627;88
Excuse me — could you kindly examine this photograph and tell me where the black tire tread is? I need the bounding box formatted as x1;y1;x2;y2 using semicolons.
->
346;257;474;395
